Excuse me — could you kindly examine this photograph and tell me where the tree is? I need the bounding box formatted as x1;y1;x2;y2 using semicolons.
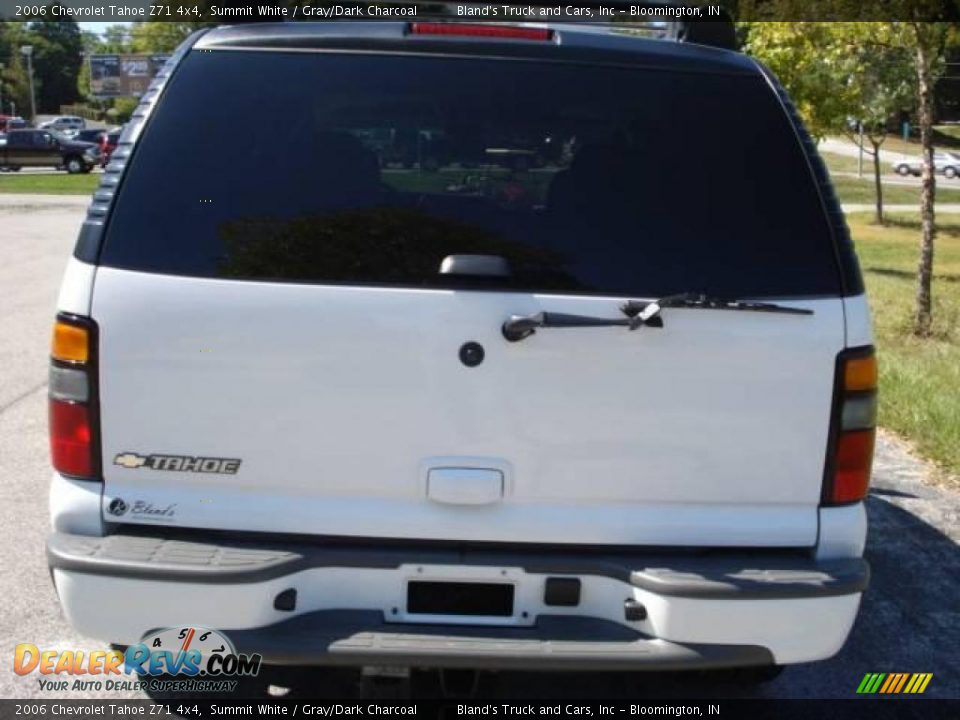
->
129;21;211;53
74;30;102;100
843;29;914;226
740;0;959;337
0;22;32;116
29;8;84;112
898;21;953;336
742;23;913;224
100;24;132;53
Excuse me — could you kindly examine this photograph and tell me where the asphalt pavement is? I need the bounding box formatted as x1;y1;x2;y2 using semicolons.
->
0;200;957;701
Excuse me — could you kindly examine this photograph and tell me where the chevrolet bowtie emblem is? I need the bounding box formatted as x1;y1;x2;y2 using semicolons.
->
113;453;147;469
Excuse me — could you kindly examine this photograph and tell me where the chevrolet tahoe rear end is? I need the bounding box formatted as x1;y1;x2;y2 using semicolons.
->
47;21;874;675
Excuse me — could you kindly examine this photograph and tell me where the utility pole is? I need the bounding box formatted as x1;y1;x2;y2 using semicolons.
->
858;120;864;179
21;45;36;124
0;62;5;117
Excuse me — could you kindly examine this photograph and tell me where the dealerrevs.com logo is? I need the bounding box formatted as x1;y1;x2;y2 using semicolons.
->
14;627;261;693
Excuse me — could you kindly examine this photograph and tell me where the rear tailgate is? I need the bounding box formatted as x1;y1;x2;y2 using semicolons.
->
94;274;841;546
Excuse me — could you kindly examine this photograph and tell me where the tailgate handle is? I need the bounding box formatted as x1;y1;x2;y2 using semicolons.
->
427;467;503;506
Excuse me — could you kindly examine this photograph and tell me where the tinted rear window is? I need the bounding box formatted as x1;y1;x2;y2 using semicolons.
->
101;50;841;298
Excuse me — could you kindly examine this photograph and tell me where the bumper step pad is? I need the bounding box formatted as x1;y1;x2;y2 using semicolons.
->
48;531;868;599
225;611;773;670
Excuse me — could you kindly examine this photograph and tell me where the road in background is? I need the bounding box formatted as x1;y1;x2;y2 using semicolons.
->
819;137;919;165
0;200;957;701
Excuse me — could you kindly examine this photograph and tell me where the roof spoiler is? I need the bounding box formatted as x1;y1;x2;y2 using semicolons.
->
664;9;738;50
268;2;740;52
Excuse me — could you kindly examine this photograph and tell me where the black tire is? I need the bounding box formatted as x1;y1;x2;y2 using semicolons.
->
945;166;957;179
65;156;85;174
895;164;911;176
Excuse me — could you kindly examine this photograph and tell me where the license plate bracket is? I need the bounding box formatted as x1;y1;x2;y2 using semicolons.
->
406;581;514;617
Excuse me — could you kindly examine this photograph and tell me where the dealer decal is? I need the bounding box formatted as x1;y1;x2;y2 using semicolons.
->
113;452;241;474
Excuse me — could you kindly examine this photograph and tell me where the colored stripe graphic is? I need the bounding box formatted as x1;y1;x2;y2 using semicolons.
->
888;673;908;693
857;673;932;694
858;673;879;693
906;673;933;694
894;673;910;693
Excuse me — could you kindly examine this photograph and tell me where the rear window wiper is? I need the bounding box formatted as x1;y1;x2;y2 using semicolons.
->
502;294;814;343
502;311;656;343
621;293;815;325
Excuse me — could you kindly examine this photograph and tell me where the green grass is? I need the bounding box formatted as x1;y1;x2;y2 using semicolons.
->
820;151;873;175
824;128;960;161
935;125;960;145
872;128;960;155
848;213;960;480
0;172;100;195
831;175;960;206
820;150;909;179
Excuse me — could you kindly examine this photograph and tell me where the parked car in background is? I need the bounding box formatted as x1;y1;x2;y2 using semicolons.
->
0;115;27;132
0;128;100;173
99;126;123;167
71;128;107;145
892;152;960;178
39;116;86;133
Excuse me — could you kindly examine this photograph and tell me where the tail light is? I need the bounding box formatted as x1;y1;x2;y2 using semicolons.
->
49;314;100;479
407;23;554;41
822;347;877;505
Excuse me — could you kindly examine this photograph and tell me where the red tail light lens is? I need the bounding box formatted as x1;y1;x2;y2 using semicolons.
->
408;23;554;41
832;430;876;504
823;348;877;505
50;400;93;477
48;314;99;479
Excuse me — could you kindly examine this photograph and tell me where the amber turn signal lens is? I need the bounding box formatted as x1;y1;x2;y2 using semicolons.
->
52;321;89;363
844;354;877;392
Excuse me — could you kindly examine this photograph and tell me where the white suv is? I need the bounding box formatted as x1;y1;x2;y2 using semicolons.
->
48;20;875;682
39;115;86;133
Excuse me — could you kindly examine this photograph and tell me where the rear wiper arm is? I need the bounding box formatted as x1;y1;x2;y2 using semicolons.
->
502;294;813;343
621;293;814;325
502;311;658;343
